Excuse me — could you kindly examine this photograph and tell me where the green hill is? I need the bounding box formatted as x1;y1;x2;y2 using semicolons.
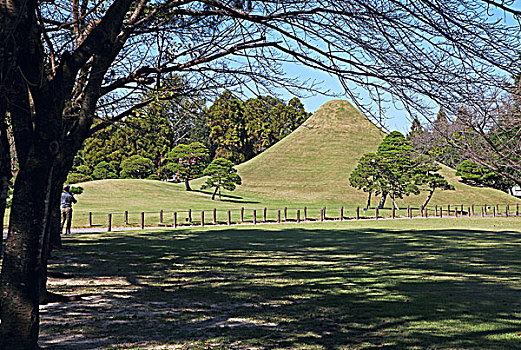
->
233;100;517;207
75;100;519;216
233;99;386;205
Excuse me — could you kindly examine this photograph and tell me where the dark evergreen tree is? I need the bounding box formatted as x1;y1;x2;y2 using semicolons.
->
350;131;452;208
201;158;242;200
456;160;514;193
207;91;251;164
164;142;210;191
120;155;155;179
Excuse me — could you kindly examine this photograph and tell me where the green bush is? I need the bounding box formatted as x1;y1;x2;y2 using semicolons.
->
120;155;154;179
67;172;92;184
69;186;84;195
92;161;118;180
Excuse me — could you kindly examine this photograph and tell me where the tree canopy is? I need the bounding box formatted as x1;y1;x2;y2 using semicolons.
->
165;142;210;191
201;158;242;200
350;131;453;209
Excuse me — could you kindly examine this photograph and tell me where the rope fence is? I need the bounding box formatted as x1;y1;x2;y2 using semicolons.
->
73;203;521;232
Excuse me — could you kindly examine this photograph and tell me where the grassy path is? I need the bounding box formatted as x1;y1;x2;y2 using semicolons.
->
40;217;521;349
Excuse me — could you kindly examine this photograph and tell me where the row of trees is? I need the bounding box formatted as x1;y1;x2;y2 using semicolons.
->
350;132;453;209
409;106;519;194
68;90;310;183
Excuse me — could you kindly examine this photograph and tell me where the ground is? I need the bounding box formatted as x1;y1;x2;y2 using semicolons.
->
38;219;521;349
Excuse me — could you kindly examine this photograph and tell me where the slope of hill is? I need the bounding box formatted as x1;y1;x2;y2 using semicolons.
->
76;100;519;214
233;100;518;207
233;100;385;205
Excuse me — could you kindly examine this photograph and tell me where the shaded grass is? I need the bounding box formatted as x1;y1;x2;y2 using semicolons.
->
40;218;521;349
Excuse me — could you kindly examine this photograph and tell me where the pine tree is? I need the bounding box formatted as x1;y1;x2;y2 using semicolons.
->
201;158;242;200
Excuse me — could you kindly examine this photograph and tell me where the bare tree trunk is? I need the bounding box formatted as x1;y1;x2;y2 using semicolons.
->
389;193;400;210
422;189;436;209
211;186;218;200
184;177;192;191
0;154;53;349
0;120;11;258
377;191;388;209
49;205;62;251
366;192;372;209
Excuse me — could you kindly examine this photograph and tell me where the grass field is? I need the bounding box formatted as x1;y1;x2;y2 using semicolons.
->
64;100;518;229
40;217;521;349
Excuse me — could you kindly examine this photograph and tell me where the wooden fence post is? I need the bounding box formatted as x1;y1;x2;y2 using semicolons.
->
277;210;281;223
89;212;93;226
124;210;128;225
425;208;428;218
392;206;395;219
141;212;145;229
304;206;307;220
447;205;451;217
356;207;360;220
517;203;519;216
481;206;484;217
506;204;509;217
263;207;267;222
460;204;464;214
496;204;499;215
320;208;324;222
340;207;344;221
188;209;192;223
493;206;496;217
297;209;300;223
408;205;411;219
284;207;288;221
468;207;471;217
241;207;244;222
108;213;112;232
435;205;438;217
201;211;205;227
471;205;475;216
253;210;257;224
160;209;163;224
420;205;424;217
173;212;177;228
323;206;326;220
440;207;442;218
227;210;231;225
455;208;458;218
375;207;379;219
213;208;217;224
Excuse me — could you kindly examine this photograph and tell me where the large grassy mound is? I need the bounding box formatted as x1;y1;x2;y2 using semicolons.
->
233;100;386;205
75;100;518;216
234;100;516;207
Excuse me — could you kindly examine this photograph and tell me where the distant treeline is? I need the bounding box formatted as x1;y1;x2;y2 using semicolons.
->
68;90;310;183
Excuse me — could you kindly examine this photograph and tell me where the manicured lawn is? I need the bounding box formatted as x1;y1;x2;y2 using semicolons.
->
40;217;521;349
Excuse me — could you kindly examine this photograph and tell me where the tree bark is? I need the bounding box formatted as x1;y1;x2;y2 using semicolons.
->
377;191;388;209
0;151;54;349
184;177;192;191
389;193;400;210
366;192;372;209
211;186;218;200
0;121;12;258
422;189;436;209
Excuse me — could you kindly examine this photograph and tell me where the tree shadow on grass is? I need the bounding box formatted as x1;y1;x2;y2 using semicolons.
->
39;226;521;349
192;189;260;204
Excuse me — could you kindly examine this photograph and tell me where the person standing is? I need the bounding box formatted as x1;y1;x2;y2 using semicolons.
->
61;185;77;234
